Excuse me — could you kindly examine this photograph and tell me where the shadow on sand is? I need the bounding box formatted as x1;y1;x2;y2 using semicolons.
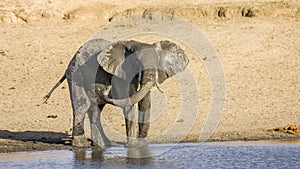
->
0;130;71;144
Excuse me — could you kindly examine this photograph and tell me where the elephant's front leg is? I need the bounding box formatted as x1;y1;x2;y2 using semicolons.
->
123;93;151;148
138;92;151;138
123;105;138;147
135;92;151;147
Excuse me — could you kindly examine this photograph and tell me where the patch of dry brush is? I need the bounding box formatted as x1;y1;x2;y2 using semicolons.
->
273;124;300;134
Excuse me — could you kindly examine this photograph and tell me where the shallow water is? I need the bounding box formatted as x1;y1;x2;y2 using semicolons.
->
1;140;300;169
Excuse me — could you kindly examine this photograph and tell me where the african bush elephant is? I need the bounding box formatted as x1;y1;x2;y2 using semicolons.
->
44;38;189;148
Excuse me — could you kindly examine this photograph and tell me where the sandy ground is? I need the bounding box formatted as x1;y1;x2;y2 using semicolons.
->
0;0;300;152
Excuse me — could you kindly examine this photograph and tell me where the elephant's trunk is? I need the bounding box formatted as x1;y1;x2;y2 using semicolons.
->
104;81;154;107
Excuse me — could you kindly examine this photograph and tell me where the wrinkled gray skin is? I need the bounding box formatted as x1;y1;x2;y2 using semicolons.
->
44;38;189;148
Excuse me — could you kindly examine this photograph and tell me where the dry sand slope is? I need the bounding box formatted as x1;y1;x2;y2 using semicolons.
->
0;0;299;152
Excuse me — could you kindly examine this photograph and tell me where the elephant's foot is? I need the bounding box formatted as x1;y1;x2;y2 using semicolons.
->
90;124;112;147
72;135;91;148
125;137;149;148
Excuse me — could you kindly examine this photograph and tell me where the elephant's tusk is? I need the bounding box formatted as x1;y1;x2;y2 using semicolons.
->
154;68;164;93
155;83;164;93
137;70;142;91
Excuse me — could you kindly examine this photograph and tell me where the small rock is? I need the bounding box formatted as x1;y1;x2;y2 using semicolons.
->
176;118;184;123
0;50;6;56
47;115;57;119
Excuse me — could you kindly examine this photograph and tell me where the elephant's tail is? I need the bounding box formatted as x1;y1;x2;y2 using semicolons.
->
43;73;66;104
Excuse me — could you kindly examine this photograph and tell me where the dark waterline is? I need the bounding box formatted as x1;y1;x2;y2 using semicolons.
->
1;140;300;169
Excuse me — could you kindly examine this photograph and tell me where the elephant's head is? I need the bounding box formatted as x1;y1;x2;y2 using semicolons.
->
97;40;189;107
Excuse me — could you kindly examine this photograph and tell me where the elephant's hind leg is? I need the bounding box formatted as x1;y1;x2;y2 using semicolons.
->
88;104;111;147
68;81;92;147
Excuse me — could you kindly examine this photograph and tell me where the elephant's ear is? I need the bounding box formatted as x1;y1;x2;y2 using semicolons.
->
155;40;189;77
97;40;141;80
97;41;127;78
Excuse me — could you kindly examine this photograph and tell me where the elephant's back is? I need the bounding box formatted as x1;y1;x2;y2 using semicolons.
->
65;38;111;80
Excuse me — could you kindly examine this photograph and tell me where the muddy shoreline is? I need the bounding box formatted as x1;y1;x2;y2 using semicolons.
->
1;130;299;153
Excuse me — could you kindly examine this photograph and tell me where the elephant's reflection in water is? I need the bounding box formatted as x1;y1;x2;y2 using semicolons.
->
74;146;153;166
74;147;104;161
